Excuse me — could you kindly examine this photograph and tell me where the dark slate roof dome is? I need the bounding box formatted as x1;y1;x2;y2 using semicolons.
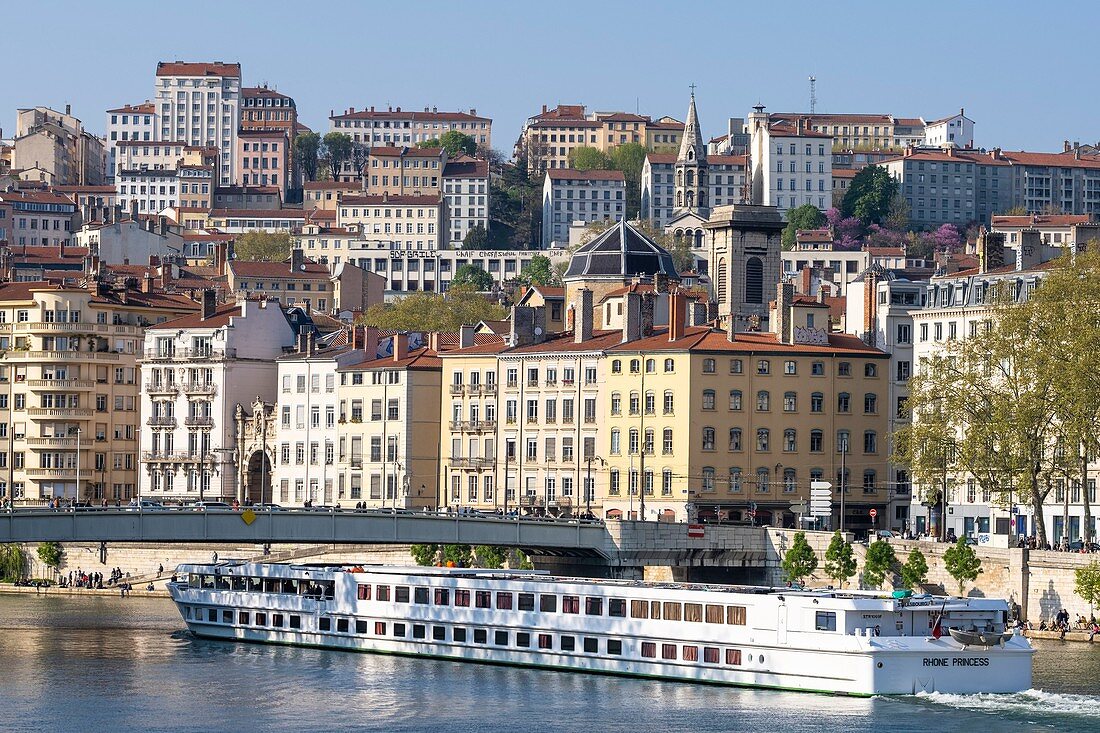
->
564;220;680;280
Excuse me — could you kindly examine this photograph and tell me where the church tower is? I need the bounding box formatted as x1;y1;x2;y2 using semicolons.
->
674;90;709;218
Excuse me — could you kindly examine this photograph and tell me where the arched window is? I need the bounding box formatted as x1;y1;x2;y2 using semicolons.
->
610;429;621;454
863;470;876;493
644;470;654;496
610;392;621;415
809;430;823;452
728;467;743;493
662;469;673;496
686;190;695;207
630;359;640;374
746;256;764;303
629;392;640;415
716;259;727;305
729;428;742;451
702;358;716;373
837;392;851;413
756;428;770;451
662;428;673;454
702;389;716;410
663;391;675;415
864;431;878;454
644;391;655;415
729;389;742;411
783;391;797;412
784;429;796;452
686;170;695;187
702;427;716;451
643;428;655;454
611;359;622;374
694;230;703;248
628;429;640;454
783;468;797;493
676;170;683;187
864;393;877;414
810;392;824;413
610;469;621;495
837;429;850;453
757;390;769;411
645;358;656;373
663;358;675;373
865;363;877;377
756;468;770;493
702;467;715;492
676;191;683;207
836;468;850;493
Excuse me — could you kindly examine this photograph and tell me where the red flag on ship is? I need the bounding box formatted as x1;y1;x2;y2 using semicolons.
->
931;599;948;639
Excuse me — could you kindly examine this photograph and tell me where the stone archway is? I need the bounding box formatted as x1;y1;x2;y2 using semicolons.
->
234;398;276;504
245;450;274;504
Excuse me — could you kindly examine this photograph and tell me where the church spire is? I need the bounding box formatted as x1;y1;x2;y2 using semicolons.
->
677;88;706;163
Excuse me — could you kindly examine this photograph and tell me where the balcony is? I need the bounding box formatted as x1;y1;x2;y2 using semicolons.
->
147;416;177;428
8;350;121;362
144;381;180;396
184;415;214;427
448;457;493;468
506;380;519;389
527;379;539;388
26;437;89;449
27;379;96;391
449;384;465;395
10;322;143;336
142;347;236;361
26;467;79;479
27;407;94;419
181;381;217;396
142;451;222;463
476;383;497;395
544;379;558;387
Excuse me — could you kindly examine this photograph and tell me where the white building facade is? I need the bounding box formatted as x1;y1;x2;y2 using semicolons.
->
154;62;241;185
105;103;157;183
442;158;490;246
749;107;833;214
541;169;626;249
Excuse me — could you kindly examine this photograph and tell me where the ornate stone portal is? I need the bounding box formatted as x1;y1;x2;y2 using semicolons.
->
235;398;276;504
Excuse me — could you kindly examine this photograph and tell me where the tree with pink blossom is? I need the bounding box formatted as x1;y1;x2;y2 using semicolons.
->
932;223;963;252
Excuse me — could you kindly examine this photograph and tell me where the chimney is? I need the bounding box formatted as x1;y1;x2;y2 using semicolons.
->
159;263;171;290
774;281;795;344
297;325;310;354
1017;230;1042;271
142;272;154;293
688;300;709;327
113;203;122;222
65;104;71;116
351;324;365;350
291;248;304;272
621;292;642;343
363;326;379;357
392;332;409;361
654;271;669;294
201;288;217;320
542;104;547;113
1065;140;1072;153
668;290;687;341
214;241;227;274
460;324;475;348
574;288;593;344
977;228;1005;274
158;216;168;236
862;274;877;346
129;199;138;221
640;292;655;337
509;305;546;347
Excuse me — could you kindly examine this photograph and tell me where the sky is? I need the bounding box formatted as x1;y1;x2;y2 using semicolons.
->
2;0;1093;153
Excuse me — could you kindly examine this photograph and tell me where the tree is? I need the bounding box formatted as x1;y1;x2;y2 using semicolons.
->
609;142;648;219
567;146;612;171
475;546;508;569
932;223;963;252
943;537;983;594
781;531;818;585
862;540;897;589
322;132;354;180
410;544;439;566
841;165;898;225
781;203;825;250
349;141;370;181
823;530;857;588
825;207;863;248
450;264;494;291
360;285;507;332
233;231;293;262
884;193;910;231
1075;560;1100;614
36;541;63;573
518;254;555;286
442;544;472;567
0;543;25;582
899;548;929;591
463;224;489;248
418;131;477;157
294;132;321;182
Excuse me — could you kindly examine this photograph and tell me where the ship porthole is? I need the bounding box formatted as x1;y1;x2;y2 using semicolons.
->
758;655;764;663
876;662;883;669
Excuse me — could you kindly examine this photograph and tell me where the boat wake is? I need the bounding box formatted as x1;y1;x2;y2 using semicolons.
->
915;688;1100;721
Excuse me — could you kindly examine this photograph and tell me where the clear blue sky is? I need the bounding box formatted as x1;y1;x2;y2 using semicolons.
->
2;0;1092;153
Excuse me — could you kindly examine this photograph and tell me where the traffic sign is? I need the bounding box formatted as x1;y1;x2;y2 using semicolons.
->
869;508;878;519
789;501;808;513
810;480;833;491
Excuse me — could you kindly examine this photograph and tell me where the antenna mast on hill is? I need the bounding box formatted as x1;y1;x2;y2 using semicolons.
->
808;76;817;114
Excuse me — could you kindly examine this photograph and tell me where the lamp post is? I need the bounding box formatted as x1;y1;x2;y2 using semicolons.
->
585;454;605;519
839;433;848;532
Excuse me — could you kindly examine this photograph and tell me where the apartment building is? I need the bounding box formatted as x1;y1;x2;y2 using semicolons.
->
748;107;833;214
0;190;78;247
641;153;748;230
882;147;1013;228
227;249;384;313
336;332;442;509
990;214;1096;248
781;238;870;298
364;146;445;195
443;157;490;246
768;112;927;151
241;86;297;133
154;61;242;185
235;129;290;193
304;181;359;212
541;169;626;249
139;293;296;503
336;193;444;251
105;102;156;182
0;279;197;504
12;106;106;186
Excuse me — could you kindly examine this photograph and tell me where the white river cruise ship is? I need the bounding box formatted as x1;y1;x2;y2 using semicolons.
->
167;562;1033;696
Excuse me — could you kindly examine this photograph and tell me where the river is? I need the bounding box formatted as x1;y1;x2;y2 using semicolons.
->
0;594;1097;733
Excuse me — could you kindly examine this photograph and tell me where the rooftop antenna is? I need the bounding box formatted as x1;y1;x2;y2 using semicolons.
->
808;76;817;114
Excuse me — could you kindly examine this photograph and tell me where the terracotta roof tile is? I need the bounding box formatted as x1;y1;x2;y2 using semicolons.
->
545;169;625;182
156;62;241;77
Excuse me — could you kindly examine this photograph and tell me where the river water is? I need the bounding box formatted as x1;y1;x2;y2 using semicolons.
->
0;594;1098;733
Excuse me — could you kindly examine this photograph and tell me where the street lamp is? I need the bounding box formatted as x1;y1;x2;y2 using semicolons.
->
585;454;605;518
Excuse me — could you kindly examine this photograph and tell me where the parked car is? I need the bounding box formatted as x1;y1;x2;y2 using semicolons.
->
190;501;232;511
253;503;285;512
124;500;166;512
875;530;897;540
1068;539;1100;552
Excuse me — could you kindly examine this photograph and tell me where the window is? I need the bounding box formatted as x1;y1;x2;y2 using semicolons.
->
704;647;720;664
728;428;742;451
609;598;626;617
865;363;878;377
683;645;699;662
726;648;743;665
815;611;837;631
727;606;747;625
864;431;877;454
756;429;769;451
783;392;797;412
495;630;509;646
702;427;716;451
729;359;743;374
453;627;467;643
811;361;824;376
538;634;553;649
784;360;797;375
757;391;770;411
838;362;851;377
702;390;715;410
662;643;677;660
585;597;603;615
702;358;716;373
757;359;770;375
540;595;557;612
641;642;657;658
584;637;599;653
837;392;850;413
474;629;488;644
664;358;675;372
496;592;513;610
475;591;491;608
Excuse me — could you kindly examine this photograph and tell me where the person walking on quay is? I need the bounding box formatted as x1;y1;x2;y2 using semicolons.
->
211;552;218;564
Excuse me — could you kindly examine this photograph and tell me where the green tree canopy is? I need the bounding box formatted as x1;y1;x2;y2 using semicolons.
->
609;142;647;219
233;231;294;262
418;131;477;157
450;264;494;291
294;131;321;182
781;531;818;585
823;530;857;588
943;537;983;595
0;543;26;582
518;254;555;286
781;203;826;250
359;285;507;332
474;546;508;569
410;544;439;566
322;132;354;180
463;223;489;248
1075;559;1100;612
567;146;612;171
841;165;899;225
36;541;62;571
862;540;897;589
899;548;929;591
442;544;472;567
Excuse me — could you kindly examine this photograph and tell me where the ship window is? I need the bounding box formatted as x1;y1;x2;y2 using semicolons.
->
815;611;837;631
413;624;426;639
663;602;681;622
585;597;603;615
221;610;232;624
540;595;557;613
516;632;531;647
608;640;623;655
683;645;699;662
433;625;446;641
357;584;371;600
650;601;662;619
375;622;386;635
414;587;429;604
726;649;742;665
248;577;262;593
231;577;245;591
395;586;410;603
560;635;576;651
202;575;215;589
319;617;331;631
538;634;552;649
727;606;747;625
238;611;250;625
262;578;278;593
518;593;535;611
255;612;266;626
189;574;201;588
476;591;492;608
684;604;703;623
434;588;450;606
288;615;301;629
495;630;509;646
662;644;677;660
641;642;656;658
356;620;369;634
184;606;192;619
337;619;349;633
704;647;720;663
705;605;725;624
393;623;405;637
496;592;513;610
562;596;580;614
474;629;488;644
451;627;467;643
272;614;284;628
609;598;626;617
376;585;391;601
454;589;471;607
281;579;298;594
630;600;649;619
583;637;599;653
